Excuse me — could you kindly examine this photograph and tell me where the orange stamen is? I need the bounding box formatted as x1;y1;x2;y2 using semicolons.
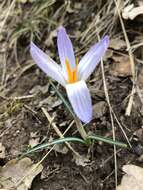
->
65;58;78;83
65;58;73;83
73;58;78;82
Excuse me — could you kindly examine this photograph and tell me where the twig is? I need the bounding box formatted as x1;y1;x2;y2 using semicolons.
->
74;116;88;140
101;58;118;188
97;34;118;189
113;0;136;116
41;107;80;158
63;120;74;135
111;108;132;148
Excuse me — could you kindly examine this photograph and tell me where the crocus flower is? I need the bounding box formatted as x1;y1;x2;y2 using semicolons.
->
30;26;109;123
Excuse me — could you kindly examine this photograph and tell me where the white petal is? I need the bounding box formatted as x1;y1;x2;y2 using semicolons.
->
57;26;76;71
30;42;66;87
78;36;109;80
66;80;92;123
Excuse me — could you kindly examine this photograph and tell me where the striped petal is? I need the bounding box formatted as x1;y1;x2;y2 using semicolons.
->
66;80;92;123
78;36;109;80
30;42;66;87
57;26;76;73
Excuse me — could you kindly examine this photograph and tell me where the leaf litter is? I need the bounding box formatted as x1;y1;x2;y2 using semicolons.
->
1;0;143;189
122;3;143;20
117;165;143;190
110;54;133;77
0;157;43;190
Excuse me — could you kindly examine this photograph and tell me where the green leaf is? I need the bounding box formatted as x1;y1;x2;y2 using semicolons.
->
21;137;86;157
88;135;128;148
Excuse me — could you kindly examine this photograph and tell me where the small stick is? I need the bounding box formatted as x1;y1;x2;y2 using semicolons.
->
74;116;88;141
97;33;118;189
114;0;136;116
41;107;80;158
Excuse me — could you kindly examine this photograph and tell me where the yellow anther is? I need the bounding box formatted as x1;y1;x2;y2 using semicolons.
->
65;58;73;83
65;58;78;83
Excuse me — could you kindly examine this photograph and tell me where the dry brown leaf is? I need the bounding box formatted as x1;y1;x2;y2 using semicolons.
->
117;165;143;190
53;144;68;154
105;49;113;59
93;101;107;119
133;128;143;142
29;138;40;148
109;38;126;50
111;55;132;77
48;136;68;154
73;154;90;167
122;4;143;20
0;157;43;190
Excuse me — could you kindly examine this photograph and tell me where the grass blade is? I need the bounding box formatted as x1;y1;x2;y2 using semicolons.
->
21;137;85;157
88;135;128;148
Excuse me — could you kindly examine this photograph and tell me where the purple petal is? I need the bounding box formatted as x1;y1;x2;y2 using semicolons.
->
66;80;92;123
57;26;75;72
30;42;66;86
78;36;109;80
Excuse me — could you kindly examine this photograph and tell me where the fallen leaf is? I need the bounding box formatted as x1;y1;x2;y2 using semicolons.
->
73;154;90;167
74;2;82;9
110;55;132;77
105;49;113;59
93;101;107;119
53;144;68;154
122;4;143;20
38;97;54;109
29;84;49;95
0;157;43;190
133;128;143;141
47;136;68;154
51;99;62;108
117;164;143;190
30;132;38;138
29;138;40;148
0;143;5;159
109;38;126;50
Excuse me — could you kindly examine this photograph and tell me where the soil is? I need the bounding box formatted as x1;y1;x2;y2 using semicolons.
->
1;0;143;190
0;64;143;190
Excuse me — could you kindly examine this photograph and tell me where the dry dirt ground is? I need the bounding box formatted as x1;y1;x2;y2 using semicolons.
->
0;0;143;189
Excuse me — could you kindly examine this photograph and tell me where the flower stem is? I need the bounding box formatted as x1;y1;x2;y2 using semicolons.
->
74;116;88;141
